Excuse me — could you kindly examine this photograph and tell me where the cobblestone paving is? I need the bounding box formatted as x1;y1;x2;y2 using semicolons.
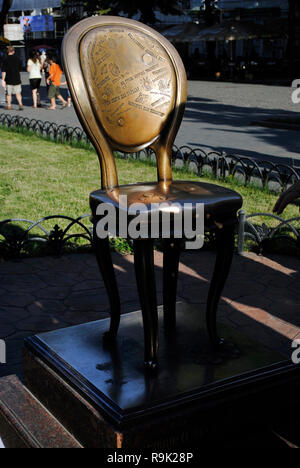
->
0;250;299;380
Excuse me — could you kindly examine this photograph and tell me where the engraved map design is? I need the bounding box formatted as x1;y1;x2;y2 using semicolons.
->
80;26;176;147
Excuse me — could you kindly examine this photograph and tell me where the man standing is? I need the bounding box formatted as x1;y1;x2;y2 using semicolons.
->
1;46;23;111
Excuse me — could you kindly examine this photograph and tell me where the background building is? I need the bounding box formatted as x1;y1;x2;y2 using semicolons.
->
0;1;84;65
0;0;298;80
158;0;294;80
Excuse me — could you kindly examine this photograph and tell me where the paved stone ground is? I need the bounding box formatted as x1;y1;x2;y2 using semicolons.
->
0;249;299;380
0;74;299;167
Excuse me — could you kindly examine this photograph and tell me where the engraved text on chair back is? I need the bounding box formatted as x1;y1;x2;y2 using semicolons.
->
80;26;176;148
63;17;187;190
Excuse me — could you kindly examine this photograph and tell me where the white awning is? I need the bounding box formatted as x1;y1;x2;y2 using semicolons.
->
0;0;61;11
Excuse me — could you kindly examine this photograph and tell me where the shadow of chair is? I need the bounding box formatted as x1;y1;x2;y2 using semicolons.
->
62;16;243;369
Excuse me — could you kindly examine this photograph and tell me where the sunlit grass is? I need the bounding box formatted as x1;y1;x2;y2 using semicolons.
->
0;127;298;226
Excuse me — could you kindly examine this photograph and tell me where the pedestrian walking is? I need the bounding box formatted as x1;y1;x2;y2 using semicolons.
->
27;51;42;108
60;80;72;107
40;51;50;90
1;46;23;111
0;80;5;106
46;56;67;110
0;49;6;106
40;51;47;69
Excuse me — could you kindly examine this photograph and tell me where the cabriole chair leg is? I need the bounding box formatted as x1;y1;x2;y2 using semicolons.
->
163;239;181;330
93;225;121;341
206;224;235;349
133;239;159;370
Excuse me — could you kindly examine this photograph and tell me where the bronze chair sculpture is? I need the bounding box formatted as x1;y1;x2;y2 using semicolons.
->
62;16;243;370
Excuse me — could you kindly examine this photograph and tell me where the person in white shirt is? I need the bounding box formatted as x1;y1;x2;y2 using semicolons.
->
27;51;42;108
40;51;47;68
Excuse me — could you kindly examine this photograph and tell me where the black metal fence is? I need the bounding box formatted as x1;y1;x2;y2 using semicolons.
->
1;113;299;258
0;215;92;259
238;210;300;257
0;113;91;146
1;211;299;260
1;113;299;193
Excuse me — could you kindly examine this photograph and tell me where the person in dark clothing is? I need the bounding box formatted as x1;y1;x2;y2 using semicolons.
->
1;46;23;111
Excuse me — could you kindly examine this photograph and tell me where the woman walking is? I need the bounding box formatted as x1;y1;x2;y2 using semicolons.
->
27;51;42;108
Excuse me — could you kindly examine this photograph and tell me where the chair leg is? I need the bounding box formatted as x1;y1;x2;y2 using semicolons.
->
133;239;158;370
93;225;121;340
206;224;235;349
163;239;181;329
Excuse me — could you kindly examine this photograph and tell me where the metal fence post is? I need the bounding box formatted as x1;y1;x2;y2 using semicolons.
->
237;210;246;255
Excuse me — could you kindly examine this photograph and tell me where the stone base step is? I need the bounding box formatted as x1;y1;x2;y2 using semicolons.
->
0;375;81;448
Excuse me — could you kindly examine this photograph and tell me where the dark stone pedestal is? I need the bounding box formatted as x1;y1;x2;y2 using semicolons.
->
20;303;300;448
0;375;81;448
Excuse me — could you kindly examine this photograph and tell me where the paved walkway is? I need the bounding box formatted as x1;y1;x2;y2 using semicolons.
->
0;74;299;168
0;249;299;379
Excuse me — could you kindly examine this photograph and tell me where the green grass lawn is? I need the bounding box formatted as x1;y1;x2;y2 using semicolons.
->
0;127;299;223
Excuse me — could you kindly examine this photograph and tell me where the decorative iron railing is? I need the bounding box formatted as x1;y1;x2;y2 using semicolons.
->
1;113;299;257
237;210;300;256
1;211;299;259
1;113;299;193
0;114;91;147
0;215;93;259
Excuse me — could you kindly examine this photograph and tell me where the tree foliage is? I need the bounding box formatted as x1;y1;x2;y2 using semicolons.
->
203;0;219;26
189;1;219;26
84;0;183;24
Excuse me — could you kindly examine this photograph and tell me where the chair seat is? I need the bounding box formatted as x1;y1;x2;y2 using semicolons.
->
90;180;242;226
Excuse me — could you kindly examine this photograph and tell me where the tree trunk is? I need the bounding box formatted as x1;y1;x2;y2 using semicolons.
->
204;1;217;77
204;0;215;27
287;0;300;61
294;1;300;60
